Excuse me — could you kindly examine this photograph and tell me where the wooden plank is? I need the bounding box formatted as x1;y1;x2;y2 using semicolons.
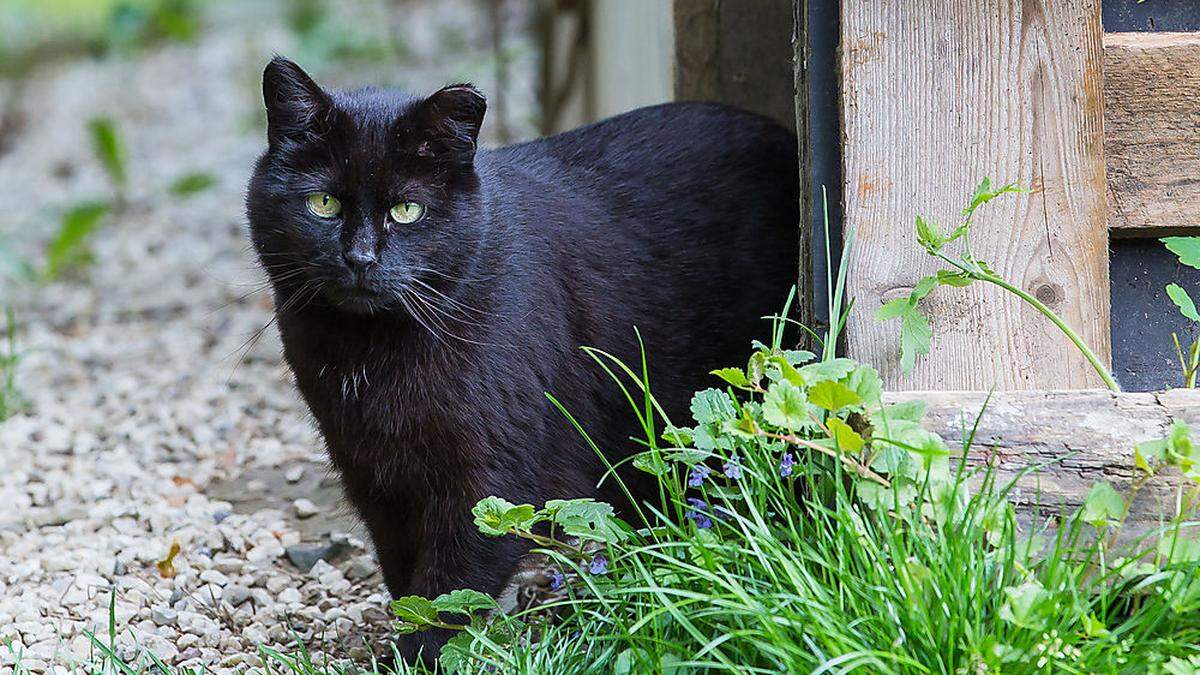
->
672;0;797;131
891;389;1200;540
1105;32;1200;237
841;1;1111;390
792;0;812;349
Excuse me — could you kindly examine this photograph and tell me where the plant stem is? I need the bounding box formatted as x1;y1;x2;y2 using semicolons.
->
933;252;1121;392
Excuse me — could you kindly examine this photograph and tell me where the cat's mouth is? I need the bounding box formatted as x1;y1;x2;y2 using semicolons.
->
327;285;389;314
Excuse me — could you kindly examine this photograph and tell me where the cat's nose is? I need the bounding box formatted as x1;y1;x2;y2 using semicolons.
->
343;247;377;271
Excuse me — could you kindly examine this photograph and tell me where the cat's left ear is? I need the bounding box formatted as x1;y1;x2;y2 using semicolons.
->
412;84;487;169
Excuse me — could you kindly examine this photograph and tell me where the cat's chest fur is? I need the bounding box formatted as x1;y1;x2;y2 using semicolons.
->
282;321;496;491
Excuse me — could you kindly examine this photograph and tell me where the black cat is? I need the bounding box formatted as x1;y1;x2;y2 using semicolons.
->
245;57;799;660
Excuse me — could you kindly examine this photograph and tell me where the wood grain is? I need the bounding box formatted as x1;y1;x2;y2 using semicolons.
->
1105;32;1200;237
840;0;1111;390
890;388;1200;540
672;0;797;131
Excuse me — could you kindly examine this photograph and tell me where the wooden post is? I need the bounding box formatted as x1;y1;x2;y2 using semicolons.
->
841;1;1111;390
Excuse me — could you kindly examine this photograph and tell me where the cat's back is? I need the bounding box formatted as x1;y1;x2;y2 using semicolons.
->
488;102;798;204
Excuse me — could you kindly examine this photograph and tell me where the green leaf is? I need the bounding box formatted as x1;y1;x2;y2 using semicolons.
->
876;298;912;322
963;177;1025;217
999;580;1053;630
168;171;216;197
45;201;109;279
1134;438;1167;474
910;275;938;303
1081;482;1126;528
390;595;439;627
691;388;736;426
709;367;749;388
1081;612;1110;638
900;307;933;375
88;117;127;188
1164;237;1200;270
769;355;806;386
856;481;916;511
781;349;816;365
665;448;709;467
762;380;808;430
915;215;945;251
877;399;926;424
431;589;498;617
826;417;865;453
632;451;669;476
1167;283;1200;322
544;498;626;543
439;631;474;673
808;380;862;412
845;364;883;408
471;497;537;537
797;358;857;385
1158;534;1200;564
661;426;694;447
936;270;974;287
746;350;767;387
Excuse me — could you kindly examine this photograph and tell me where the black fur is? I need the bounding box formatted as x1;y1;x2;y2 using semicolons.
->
246;57;799;661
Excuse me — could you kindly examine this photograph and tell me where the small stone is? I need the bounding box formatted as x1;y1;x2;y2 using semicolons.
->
344;557;376;580
212;555;243;575
284;539;348;573
212;508;232;524
198;569;228;586
222;584;252;607
292;498;319;519
309;559;336;579
284;466;304;483
151;607;178;626
278;587;301;604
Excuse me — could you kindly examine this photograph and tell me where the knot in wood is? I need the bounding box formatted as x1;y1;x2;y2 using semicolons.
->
1033;282;1064;307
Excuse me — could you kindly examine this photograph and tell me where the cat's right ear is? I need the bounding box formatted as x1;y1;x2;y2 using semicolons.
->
262;57;334;147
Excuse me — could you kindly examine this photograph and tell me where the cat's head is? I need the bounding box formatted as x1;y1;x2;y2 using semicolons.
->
246;56;487;316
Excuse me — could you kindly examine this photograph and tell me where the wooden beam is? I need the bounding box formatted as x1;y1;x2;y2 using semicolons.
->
841;1;1111;390
1105;32;1200;238
892;389;1200;540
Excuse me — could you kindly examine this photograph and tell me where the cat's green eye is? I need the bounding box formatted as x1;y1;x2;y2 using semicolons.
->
390;201;426;225
306;192;342;218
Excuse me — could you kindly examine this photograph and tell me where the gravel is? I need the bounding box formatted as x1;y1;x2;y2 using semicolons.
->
0;1;537;672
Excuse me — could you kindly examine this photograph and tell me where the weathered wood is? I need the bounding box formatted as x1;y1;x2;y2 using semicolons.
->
841;1;1111;390
1105;32;1200;237
890;389;1200;539
672;0;797;131
792;0;812;349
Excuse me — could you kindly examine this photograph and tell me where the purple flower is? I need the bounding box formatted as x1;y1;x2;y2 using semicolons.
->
688;464;711;487
779;452;795;478
685;497;714;529
588;553;609;576
723;454;743;480
549;569;564;591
